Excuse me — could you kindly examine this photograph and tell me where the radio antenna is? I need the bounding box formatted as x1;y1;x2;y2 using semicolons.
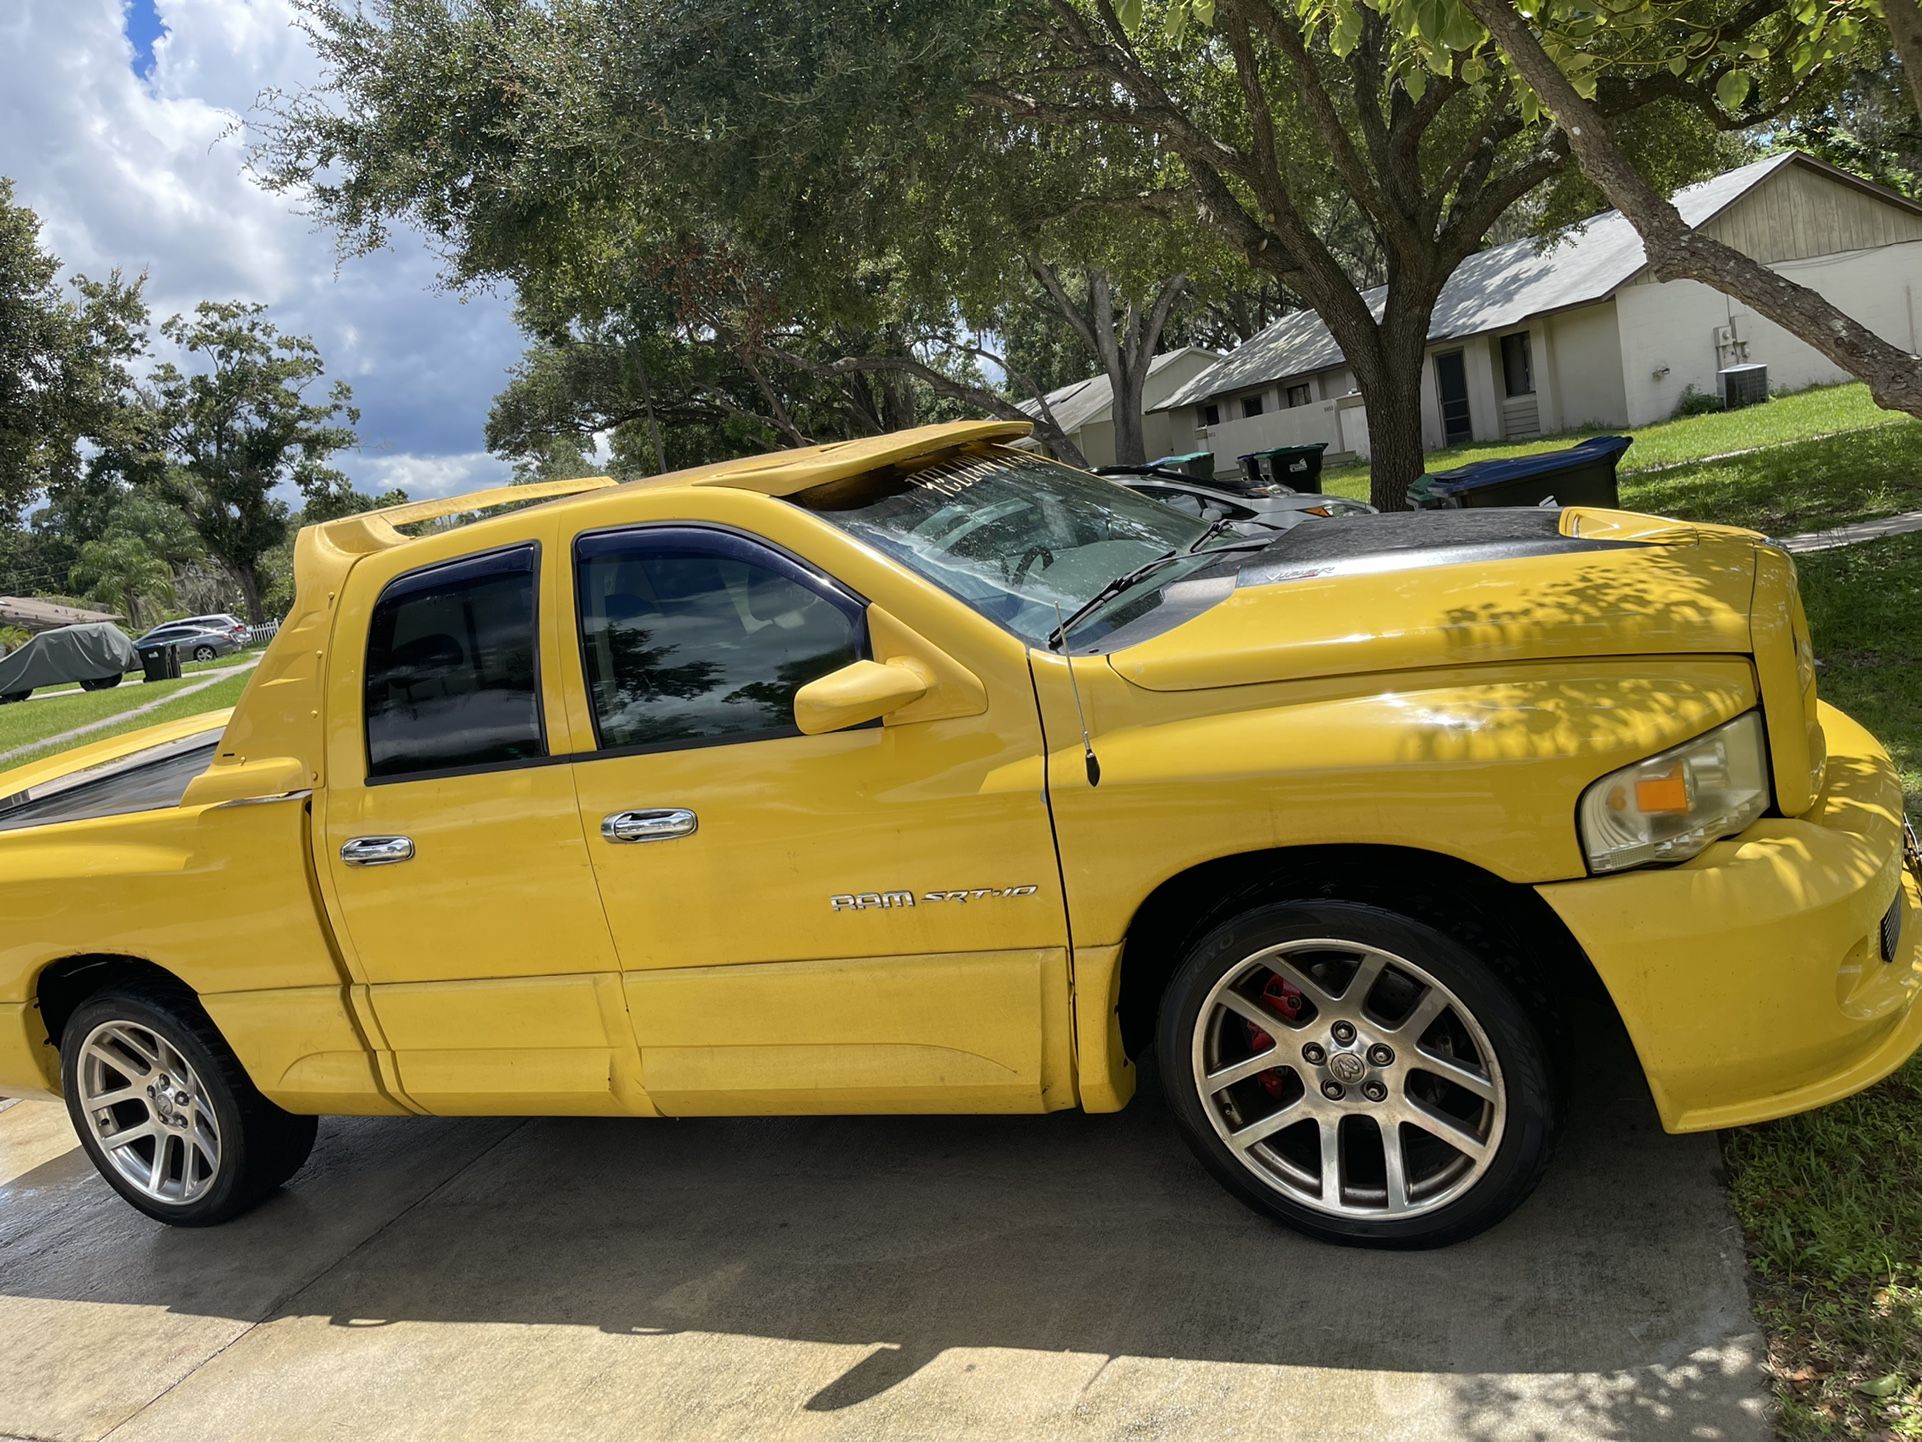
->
1051;602;1102;788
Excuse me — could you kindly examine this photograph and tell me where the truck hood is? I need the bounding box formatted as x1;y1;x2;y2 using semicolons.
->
1108;507;1761;693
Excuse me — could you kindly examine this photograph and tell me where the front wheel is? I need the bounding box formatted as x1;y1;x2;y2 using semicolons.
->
79;674;122;691
0;690;27;704
61;986;319;1226
1157;899;1558;1248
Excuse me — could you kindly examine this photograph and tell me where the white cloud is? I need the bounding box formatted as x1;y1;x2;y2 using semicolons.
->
2;0;522;500
356;450;512;501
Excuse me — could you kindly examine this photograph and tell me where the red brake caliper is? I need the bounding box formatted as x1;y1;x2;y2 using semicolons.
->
1245;974;1306;1096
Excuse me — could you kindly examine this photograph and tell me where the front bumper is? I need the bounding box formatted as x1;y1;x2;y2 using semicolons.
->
1539;701;1922;1132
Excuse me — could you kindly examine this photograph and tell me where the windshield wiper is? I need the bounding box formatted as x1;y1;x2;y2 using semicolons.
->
1187;516;1239;552
1046;549;1187;651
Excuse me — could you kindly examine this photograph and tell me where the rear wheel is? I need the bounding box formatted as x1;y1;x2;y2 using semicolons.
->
0;690;27;704
191;645;216;662
1157;899;1557;1248
78;674;122;691
61;986;318;1226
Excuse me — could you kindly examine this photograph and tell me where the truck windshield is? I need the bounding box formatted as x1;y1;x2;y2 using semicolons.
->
794;448;1220;647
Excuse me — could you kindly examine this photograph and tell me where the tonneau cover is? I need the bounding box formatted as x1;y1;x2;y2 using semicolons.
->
0;730;220;833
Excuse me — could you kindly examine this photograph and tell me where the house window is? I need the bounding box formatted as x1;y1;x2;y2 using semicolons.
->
1241;394;1264;419
1500;332;1535;398
1200;403;1220;427
1285;382;1312;408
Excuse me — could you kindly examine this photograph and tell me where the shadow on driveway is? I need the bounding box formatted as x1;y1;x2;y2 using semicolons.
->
0;1029;1766;1441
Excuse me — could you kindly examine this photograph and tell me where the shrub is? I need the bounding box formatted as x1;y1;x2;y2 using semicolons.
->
1674;384;1725;418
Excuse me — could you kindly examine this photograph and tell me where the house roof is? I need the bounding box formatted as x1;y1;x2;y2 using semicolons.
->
1158;151;1907;411
0;596;122;632
1020;346;1219;434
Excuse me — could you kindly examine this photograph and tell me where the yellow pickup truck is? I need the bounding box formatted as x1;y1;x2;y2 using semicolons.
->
1;421;1916;1247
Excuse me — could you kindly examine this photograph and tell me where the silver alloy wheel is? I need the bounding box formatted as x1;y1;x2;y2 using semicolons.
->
76;1019;221;1206
193;646;215;661
1189;937;1505;1221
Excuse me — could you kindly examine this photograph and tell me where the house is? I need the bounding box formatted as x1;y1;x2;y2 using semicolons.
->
1155;151;1922;478
1016;346;1219;467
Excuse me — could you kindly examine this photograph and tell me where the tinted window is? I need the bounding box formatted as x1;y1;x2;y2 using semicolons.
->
575;529;862;751
364;546;544;779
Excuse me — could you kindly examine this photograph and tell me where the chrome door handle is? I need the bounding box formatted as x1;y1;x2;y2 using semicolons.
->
600;808;698;844
340;835;415;867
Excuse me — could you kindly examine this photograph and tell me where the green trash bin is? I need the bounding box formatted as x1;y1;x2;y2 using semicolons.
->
1152;450;1215;482
1237;443;1328;490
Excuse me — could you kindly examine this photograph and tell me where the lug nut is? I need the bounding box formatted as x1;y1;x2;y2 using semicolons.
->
1302;1042;1327;1065
1321;1081;1346;1101
1330;1021;1357;1045
1367;1043;1394;1066
1362;1081;1388;1102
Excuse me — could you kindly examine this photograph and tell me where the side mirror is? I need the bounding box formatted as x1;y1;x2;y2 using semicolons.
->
793;660;930;735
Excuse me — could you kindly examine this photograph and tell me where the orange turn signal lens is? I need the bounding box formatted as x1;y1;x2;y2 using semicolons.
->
1633;767;1691;814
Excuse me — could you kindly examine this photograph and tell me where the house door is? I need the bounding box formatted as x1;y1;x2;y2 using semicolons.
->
1435;350;1473;445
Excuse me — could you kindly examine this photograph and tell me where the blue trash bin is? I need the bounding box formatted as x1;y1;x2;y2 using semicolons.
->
1410;435;1632;509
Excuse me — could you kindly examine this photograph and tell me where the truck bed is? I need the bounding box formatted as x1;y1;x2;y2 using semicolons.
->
0;731;221;834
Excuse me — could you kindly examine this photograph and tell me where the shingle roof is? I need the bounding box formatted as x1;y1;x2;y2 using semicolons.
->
1019;346;1219;433
1157;152;1808;412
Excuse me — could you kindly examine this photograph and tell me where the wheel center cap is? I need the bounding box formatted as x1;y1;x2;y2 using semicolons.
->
1327;1050;1367;1084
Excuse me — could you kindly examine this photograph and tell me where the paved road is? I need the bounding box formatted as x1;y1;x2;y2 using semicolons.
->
0;1031;1766;1442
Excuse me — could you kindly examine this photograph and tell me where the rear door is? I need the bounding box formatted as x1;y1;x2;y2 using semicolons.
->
318;514;637;1116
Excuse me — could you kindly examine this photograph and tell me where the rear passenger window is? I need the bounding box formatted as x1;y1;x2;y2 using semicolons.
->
364;546;545;779
575;528;863;751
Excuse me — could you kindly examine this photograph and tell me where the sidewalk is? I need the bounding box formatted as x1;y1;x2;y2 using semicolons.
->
1781;508;1922;554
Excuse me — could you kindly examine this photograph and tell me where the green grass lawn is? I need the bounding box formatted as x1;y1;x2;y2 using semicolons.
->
1724;530;1922;1438
1321;382;1921;531
0;667;253;767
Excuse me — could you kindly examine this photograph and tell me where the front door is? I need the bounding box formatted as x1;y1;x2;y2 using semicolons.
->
559;522;1073;1115
319;524;636;1116
1435;349;1473;445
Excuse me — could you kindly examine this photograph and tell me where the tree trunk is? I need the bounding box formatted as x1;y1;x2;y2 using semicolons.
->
1467;0;1922;421
1887;0;1922;129
1351;355;1427;512
234;562;264;625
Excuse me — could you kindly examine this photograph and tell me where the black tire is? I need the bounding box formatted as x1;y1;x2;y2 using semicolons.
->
78;674;123;691
191;645;216;662
60;984;319;1227
1156;899;1558;1249
0;690;27;704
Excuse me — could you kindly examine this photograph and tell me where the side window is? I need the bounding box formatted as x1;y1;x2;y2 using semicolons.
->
575;529;864;751
364;545;545;780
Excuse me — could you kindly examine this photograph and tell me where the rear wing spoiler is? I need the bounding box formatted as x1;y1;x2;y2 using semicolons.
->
310;475;618;557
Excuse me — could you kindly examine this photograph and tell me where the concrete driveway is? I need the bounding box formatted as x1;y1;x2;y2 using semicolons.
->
0;1034;1768;1442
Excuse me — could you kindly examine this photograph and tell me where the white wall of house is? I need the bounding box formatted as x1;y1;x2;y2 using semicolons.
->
1615;239;1922;425
1545;301;1630;431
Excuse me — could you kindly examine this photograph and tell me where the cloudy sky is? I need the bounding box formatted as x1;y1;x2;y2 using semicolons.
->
4;0;524;500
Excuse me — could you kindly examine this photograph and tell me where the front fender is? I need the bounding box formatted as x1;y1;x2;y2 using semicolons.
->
1038;654;1759;948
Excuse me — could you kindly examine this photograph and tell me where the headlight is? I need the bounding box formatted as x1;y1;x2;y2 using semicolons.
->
1578;713;1771;874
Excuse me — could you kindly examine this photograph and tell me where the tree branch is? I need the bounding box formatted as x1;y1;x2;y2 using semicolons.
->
1464;0;1922;420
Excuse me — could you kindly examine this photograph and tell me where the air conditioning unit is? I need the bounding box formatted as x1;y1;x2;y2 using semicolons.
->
1719;363;1768;410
